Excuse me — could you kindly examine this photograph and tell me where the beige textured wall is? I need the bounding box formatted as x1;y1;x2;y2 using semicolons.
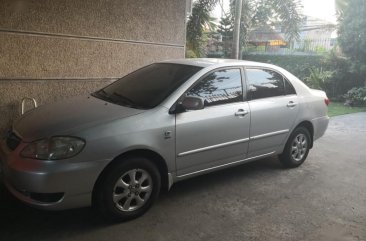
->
0;80;112;131
0;34;184;79
0;0;184;44
0;0;186;133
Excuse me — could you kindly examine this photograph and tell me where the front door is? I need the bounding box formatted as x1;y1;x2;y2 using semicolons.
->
175;68;251;176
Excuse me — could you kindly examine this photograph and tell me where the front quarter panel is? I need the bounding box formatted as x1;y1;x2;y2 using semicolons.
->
73;106;176;172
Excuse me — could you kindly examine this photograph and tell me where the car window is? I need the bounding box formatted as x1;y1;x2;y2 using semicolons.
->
246;68;285;100
186;68;243;107
93;63;202;109
284;77;297;95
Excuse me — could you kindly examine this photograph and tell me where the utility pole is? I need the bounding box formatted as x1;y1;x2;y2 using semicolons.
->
232;0;242;59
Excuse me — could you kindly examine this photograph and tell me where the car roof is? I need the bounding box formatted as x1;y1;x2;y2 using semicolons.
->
159;58;273;68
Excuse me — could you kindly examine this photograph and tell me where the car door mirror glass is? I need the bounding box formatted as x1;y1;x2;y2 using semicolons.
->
181;96;205;111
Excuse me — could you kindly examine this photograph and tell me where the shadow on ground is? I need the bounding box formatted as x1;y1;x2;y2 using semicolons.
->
0;157;281;240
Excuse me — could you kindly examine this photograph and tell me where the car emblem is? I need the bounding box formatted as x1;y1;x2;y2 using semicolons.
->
164;131;172;139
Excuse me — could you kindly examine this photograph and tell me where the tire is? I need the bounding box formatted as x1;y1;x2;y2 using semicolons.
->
94;156;161;221
279;126;311;168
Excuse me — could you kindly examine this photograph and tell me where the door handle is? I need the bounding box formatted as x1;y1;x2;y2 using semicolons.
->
235;109;249;117
287;101;297;108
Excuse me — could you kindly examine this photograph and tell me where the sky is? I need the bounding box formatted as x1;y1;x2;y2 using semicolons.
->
213;0;337;23
302;0;337;23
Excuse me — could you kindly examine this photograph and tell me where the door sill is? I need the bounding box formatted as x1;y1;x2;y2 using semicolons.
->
176;151;276;179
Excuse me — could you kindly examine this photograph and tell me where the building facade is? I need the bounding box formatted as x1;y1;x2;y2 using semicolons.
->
0;0;187;133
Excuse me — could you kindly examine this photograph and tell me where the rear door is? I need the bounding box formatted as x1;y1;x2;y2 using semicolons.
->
175;68;251;176
245;68;299;157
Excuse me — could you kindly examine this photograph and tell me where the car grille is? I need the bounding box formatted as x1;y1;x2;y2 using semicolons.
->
6;131;21;151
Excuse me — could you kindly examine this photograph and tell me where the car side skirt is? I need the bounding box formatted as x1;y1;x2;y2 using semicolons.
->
173;151;276;182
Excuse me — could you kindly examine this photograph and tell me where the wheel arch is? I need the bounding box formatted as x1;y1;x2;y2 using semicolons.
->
294;120;314;148
92;149;170;206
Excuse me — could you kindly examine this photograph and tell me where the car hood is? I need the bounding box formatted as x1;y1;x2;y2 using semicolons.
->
13;95;145;142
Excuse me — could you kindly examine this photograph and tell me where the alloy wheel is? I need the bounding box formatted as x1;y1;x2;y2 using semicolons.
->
291;133;308;162
112;169;153;212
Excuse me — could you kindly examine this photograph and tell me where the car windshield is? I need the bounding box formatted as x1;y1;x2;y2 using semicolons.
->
92;63;202;109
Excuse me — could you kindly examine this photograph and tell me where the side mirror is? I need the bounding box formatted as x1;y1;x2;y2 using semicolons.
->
181;96;205;111
170;96;205;114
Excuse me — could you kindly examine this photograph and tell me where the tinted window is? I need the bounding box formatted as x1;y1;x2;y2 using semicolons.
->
186;68;243;107
284;77;297;95
92;63;202;109
246;69;285;100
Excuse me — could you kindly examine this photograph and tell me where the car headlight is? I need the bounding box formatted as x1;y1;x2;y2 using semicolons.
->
21;136;85;160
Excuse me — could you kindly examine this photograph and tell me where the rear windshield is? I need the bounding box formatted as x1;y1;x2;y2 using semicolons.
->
92;63;202;109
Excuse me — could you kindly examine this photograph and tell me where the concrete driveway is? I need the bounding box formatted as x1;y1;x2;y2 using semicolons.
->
1;113;365;241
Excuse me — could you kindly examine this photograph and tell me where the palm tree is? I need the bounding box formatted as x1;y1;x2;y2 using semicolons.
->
335;0;349;18
232;0;303;53
186;0;303;58
186;0;218;57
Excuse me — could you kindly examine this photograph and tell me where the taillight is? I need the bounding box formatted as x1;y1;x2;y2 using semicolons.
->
324;98;330;106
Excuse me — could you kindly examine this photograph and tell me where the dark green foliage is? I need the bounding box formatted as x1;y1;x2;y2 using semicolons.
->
217;15;234;38
338;0;366;85
185;49;198;58
321;51;362;98
229;0;303;48
344;87;366;106
271;0;303;44
186;0;218;57
242;54;323;80
217;15;234;57
305;68;333;92
186;0;302;57
243;53;362;99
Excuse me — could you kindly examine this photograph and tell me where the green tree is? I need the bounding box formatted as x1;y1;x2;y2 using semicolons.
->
230;0;303;50
186;0;303;58
305;68;333;92
335;0;349;18
186;0;218;57
217;15;234;57
338;0;366;86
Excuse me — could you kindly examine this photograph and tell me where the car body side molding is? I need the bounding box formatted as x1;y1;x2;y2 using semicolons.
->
177;137;250;157
176;151;276;179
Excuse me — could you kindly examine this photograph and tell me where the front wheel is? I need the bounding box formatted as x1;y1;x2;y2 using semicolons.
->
94;156;161;221
280;126;311;168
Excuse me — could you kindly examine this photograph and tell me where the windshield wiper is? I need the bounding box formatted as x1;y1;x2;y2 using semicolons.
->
93;90;145;109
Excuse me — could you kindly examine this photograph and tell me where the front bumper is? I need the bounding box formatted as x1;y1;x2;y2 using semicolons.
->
0;140;108;210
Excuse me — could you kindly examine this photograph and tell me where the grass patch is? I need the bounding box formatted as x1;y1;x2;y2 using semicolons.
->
328;102;366;117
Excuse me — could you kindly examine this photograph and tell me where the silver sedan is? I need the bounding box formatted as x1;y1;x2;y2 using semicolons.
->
0;58;329;221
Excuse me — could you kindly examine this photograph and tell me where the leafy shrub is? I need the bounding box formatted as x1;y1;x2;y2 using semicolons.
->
186;49;198;58
305;68;333;91
242;52;364;99
242;54;323;80
344;87;366;106
321;51;363;98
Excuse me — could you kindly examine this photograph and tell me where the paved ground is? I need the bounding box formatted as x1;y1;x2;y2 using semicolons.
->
1;113;365;241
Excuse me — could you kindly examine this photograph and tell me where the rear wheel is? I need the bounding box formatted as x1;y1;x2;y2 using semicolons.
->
94;156;161;221
280;126;311;168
